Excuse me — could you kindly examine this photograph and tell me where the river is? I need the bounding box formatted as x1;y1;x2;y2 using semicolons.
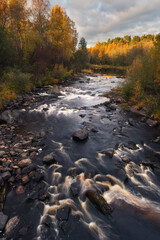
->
2;74;160;240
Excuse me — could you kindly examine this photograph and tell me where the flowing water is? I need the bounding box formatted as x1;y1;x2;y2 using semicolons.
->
3;75;160;240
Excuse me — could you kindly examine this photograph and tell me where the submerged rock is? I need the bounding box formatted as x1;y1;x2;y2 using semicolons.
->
121;156;131;163
146;119;158;127
56;206;71;221
43;153;56;164
85;190;112;215
128;118;134;126
100;148;115;158
73;128;88;141
16;185;25;194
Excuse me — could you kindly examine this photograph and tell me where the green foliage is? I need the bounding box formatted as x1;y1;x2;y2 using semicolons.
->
74;37;88;70
53;64;73;80
0;27;13;72
0;69;33;94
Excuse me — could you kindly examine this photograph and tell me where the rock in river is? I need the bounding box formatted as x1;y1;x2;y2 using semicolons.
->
100;148;115;158
85;190;112;215
146;119;158;127
73;128;88;141
5;216;20;237
43;153;56;164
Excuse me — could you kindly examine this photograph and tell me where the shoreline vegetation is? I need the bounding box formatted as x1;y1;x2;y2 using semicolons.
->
0;1;159;121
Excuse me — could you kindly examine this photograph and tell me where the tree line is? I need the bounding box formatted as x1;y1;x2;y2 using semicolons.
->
88;34;156;66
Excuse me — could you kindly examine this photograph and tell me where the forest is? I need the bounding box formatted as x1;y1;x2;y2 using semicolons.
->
88;35;160;119
0;0;88;107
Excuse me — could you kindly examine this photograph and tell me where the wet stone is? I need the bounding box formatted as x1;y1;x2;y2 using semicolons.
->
100;148;115;158
43;153;56;164
8;176;15;183
0;212;8;231
79;114;86;118
128;118;134;126
56;206;70;221
153;136;160;143
5;216;20;237
110;104;117;110
38;191;49;201
85;190;112;215
22;175;29;185
146;119;158;127
122;157;131;163
73;128;88;141
125;141;139;150
18;159;32;168
94;175;110;182
16;185;25;194
1;172;11;181
21;164;36;174
0;151;6;158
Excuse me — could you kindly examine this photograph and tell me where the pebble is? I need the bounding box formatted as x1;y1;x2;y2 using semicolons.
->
16;185;25;194
122;157;131;163
22;175;29;184
18;158;32;168
1;172;11;181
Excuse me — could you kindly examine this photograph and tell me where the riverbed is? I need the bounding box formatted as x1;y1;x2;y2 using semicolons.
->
1;74;160;240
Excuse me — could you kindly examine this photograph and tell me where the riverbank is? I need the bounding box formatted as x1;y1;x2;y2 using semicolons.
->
105;87;160;127
82;64;127;77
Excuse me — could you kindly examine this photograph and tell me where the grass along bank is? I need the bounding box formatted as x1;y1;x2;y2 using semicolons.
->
0;65;74;110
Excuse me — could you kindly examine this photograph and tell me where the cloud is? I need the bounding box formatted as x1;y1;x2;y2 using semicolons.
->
50;0;160;46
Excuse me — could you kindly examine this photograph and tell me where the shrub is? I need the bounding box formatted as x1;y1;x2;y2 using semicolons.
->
53;64;73;80
1;69;33;94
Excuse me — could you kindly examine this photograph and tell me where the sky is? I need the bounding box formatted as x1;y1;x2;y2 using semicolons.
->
50;0;160;46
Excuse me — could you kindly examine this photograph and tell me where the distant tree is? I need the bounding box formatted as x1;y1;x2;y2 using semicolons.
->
31;0;50;40
154;34;160;87
74;37;88;70
9;0;28;52
132;36;140;43
124;35;131;43
48;4;77;64
0;0;9;28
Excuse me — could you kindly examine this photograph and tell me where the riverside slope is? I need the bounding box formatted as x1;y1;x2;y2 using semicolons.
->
0;75;160;240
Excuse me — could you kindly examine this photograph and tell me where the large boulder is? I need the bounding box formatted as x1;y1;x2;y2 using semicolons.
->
85;190;112;215
73;128;88;141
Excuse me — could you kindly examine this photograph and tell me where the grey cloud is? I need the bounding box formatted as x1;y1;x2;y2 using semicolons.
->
51;0;160;46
